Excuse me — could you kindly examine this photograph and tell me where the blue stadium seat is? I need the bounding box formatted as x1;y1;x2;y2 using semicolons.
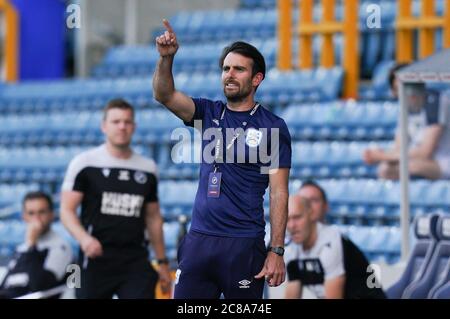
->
0;183;40;206
52;222;79;256
159;181;197;220
403;214;450;299
384;226;402;264
432;281;450;299
163;221;180;250
424;180;449;209
359;60;396;100
282;101;396;141
361;226;390;262
386;214;440;298
345;225;371;256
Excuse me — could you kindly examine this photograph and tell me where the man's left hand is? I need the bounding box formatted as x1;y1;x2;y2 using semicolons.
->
254;253;286;287
157;264;172;294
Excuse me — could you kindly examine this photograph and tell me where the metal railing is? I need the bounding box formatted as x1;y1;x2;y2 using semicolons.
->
396;0;450;62
277;0;359;98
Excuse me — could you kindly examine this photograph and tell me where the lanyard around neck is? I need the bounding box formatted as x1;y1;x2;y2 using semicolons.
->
214;102;260;165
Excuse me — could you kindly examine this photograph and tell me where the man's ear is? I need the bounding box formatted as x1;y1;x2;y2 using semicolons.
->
252;72;264;87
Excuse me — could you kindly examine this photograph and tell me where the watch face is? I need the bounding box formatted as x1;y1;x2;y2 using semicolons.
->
270;246;284;256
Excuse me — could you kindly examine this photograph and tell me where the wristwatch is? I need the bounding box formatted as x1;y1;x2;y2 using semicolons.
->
267;246;285;256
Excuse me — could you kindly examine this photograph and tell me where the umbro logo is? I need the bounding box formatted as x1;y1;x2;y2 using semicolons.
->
212;119;219;126
238;279;251;289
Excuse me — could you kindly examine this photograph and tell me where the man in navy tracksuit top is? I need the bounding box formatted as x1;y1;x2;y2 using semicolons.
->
153;20;292;299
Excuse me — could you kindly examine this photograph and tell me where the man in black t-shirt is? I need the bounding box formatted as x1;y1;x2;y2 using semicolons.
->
60;99;171;299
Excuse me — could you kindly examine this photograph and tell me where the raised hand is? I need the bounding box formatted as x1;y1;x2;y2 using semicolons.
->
25;220;45;247
155;19;179;57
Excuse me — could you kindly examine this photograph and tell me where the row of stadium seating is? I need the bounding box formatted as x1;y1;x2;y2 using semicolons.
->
0;140;389;186
239;0;276;9
0;67;343;114
94;32;394;83
339;224;401;264
0;183;40;209
2;178;449;227
93;39;404;103
92;38;277;77
0;100;398;144
145;1;444;77
0;109;180;136
95;34;387;82
161;179;450;225
94;36;345;78
283;100;398;140
155;1;445;43
0;219;401;265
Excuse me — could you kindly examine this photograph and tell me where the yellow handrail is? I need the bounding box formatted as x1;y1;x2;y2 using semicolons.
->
278;0;359;98
277;0;292;70
342;0;359;100
0;0;18;82
396;0;450;62
321;0;335;68
299;0;314;69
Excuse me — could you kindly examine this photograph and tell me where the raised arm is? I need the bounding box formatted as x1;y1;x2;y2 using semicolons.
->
152;19;195;122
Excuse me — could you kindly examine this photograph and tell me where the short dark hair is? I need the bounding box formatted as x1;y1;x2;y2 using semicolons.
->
219;41;266;80
299;180;328;204
103;99;135;120
23;191;53;211
388;63;409;91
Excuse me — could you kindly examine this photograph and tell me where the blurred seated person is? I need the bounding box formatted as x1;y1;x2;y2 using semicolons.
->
0;191;73;299
284;195;386;299
363;65;450;180
297;180;329;223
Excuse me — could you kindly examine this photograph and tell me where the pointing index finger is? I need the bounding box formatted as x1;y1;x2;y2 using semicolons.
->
163;19;174;34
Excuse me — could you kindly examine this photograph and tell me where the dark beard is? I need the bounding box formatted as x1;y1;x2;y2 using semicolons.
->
225;92;247;103
223;87;251;103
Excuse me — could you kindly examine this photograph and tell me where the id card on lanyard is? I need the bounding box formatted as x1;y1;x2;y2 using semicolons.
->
207;103;260;198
